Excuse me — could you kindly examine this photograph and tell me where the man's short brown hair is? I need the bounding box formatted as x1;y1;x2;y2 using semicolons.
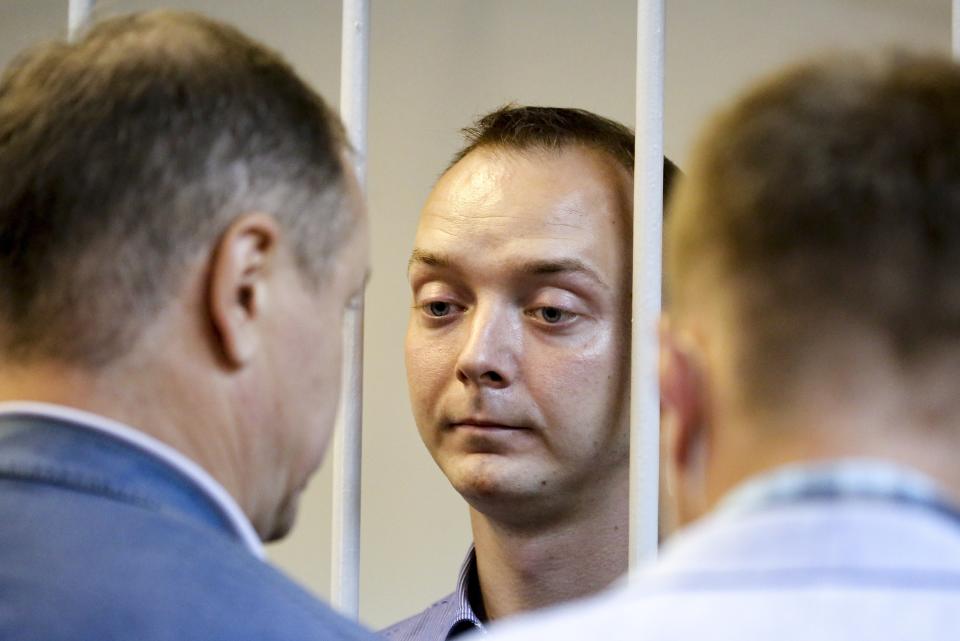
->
449;104;679;196
0;11;349;366
667;53;960;409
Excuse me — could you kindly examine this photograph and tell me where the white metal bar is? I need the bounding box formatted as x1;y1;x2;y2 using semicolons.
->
954;0;960;59
68;0;95;41
330;0;369;619
339;0;371;188
629;0;665;571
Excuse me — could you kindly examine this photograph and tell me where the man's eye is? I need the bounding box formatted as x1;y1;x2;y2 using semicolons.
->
425;301;453;317
534;306;570;324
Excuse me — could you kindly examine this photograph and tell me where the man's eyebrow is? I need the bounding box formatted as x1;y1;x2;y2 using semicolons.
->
408;249;451;271
408;251;608;289
521;258;609;289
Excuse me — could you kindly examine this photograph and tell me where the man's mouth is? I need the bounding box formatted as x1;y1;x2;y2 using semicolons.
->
448;418;527;430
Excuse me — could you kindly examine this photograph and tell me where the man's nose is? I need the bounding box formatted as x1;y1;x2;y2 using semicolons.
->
454;304;517;389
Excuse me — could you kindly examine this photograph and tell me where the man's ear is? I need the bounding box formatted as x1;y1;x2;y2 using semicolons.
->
207;213;281;368
659;315;709;510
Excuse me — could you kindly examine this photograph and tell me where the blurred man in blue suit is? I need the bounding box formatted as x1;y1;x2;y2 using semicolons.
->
0;11;375;641
484;53;960;640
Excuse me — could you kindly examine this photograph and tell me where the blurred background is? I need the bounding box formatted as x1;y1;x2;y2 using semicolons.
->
0;0;950;628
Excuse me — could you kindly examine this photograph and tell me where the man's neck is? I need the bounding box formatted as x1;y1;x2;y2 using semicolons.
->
468;470;629;622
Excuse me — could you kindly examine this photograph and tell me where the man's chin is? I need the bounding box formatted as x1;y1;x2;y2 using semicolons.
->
458;482;570;529
450;466;546;511
445;454;526;494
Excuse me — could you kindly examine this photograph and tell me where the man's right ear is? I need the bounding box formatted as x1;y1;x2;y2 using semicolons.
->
206;213;281;368
659;315;711;523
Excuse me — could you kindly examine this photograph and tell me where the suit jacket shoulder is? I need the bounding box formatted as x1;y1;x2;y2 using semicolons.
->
0;414;378;641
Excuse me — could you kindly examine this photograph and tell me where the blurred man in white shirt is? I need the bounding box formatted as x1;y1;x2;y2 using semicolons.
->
482;53;960;641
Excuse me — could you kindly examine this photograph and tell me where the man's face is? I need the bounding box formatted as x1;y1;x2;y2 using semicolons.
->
264;172;369;541
405;146;633;521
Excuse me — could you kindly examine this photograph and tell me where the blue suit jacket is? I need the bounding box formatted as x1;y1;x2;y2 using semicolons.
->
0;412;378;641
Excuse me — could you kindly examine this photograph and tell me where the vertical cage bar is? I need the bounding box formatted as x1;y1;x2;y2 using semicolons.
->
330;0;369;619
954;0;960;59
629;0;665;571
68;0;95;41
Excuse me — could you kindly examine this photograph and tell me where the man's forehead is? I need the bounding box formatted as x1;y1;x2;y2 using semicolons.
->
413;146;631;285
434;145;622;197
419;193;593;238
421;148;626;238
435;149;512;202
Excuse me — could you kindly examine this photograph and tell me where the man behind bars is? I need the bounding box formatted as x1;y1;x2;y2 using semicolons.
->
0;11;377;641
483;53;960;641
384;106;678;640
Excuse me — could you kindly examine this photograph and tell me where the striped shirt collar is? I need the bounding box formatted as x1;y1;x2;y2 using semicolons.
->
450;546;485;638
0;401;264;558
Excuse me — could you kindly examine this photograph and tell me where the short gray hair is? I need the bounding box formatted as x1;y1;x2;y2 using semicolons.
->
0;11;351;366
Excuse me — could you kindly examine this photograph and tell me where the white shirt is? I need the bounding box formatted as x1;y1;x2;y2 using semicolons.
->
479;460;960;641
0;401;264;558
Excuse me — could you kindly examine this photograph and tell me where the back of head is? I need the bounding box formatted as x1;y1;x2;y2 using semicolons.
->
668;52;960;424
0;11;349;367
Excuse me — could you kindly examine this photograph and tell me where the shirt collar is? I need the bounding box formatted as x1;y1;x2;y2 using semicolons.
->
714;458;954;523
449;546;485;638
0;401;264;558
